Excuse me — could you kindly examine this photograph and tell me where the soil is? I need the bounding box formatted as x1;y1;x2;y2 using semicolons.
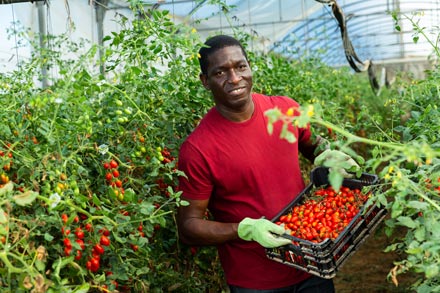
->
333;219;418;293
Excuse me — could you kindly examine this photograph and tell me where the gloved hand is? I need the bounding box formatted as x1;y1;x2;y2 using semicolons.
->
238;218;292;248
314;149;361;177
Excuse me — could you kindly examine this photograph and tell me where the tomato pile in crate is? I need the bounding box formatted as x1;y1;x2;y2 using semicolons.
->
266;167;387;279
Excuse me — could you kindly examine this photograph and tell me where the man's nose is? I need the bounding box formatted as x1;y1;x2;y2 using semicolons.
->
227;69;242;83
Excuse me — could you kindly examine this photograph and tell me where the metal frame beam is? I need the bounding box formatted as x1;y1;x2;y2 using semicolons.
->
0;0;45;4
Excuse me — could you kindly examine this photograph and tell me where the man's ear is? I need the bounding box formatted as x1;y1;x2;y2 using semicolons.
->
199;73;210;90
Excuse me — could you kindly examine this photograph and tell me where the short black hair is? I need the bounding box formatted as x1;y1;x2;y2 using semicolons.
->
198;35;248;75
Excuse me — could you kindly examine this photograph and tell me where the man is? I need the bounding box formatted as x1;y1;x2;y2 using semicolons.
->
177;35;355;292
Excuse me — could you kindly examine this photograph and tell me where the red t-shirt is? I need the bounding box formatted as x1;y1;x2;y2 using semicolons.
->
178;93;312;289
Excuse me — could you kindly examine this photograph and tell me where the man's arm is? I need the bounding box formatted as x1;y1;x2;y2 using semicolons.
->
299;135;327;162
176;197;239;246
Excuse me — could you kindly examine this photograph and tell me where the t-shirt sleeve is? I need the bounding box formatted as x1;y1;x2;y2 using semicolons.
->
177;140;214;200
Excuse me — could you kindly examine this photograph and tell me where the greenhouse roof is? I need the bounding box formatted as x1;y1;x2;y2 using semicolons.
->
1;0;438;75
148;0;439;67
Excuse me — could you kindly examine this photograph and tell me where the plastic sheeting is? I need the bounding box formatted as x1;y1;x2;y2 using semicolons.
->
1;0;439;73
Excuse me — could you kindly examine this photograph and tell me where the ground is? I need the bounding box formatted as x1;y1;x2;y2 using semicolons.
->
333;220;418;293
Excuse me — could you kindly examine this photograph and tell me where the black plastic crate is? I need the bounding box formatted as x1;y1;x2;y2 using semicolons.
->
265;167;387;279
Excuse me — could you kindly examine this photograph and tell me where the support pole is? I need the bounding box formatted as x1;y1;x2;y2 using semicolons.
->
37;0;48;88
95;0;108;76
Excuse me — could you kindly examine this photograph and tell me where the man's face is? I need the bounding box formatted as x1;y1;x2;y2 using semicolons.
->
200;46;253;112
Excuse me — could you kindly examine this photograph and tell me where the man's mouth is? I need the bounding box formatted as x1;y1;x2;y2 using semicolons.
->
228;87;245;95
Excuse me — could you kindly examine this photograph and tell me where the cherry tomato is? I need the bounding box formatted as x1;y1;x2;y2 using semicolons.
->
109;160;118;169
63;238;72;249
93;244;105;255
61;214;68;224
100;235;110;246
90;257;100;272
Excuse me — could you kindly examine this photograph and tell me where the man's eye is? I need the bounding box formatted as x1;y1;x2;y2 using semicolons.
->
215;71;224;76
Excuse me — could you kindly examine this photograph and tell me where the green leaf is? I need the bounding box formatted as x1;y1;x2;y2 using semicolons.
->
179;199;190;206
406;246;423;254
425;264;439;279
13;190;38;206
328;170;343;191
44;233;54;242
414;228;425;242
53;256;74;277
92;194;102;206
280;123;297;143
397;216;418;228
407;200;429;210
377;193;388;207
72;283;91;293
0;207;7;224
0;182;13;196
123;188;136;203
391;200;402;218
35;259;46;271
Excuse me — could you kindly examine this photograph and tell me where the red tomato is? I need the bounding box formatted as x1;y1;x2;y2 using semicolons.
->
75;228;84;240
90;257;100;272
75;239;85;250
109;160;118;169
64;247;72;256
63;238;72;249
75;250;82;260
100;235;110;246
93;244;105;255
85;223;93;232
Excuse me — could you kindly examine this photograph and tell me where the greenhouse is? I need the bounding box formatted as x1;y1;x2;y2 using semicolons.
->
0;0;439;292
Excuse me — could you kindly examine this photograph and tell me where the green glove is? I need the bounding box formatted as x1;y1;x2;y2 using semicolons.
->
237;218;292;248
314;149;361;177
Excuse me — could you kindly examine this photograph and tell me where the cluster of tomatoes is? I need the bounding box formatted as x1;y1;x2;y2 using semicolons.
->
425;177;440;194
61;213;110;273
0;172;9;187
159;147;175;164
103;159;125;200
276;186;370;243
